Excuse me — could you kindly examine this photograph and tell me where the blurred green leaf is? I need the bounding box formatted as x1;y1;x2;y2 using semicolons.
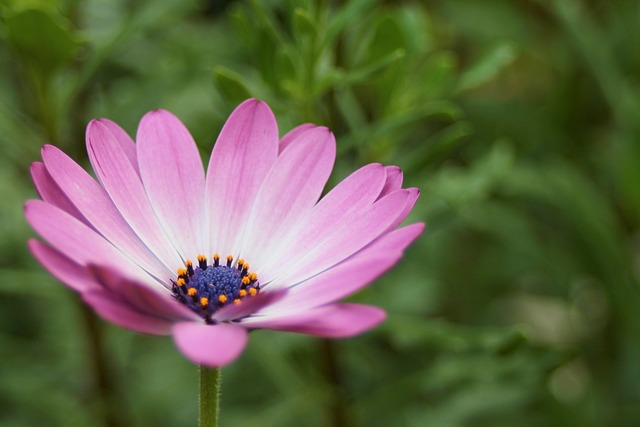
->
4;7;84;72
213;66;253;105
457;41;518;93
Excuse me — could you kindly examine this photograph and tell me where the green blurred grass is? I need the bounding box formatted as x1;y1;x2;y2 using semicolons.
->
1;0;640;426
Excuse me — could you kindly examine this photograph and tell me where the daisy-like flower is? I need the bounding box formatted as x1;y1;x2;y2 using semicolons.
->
26;99;423;366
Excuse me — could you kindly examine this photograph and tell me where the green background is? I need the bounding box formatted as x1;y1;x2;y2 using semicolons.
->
2;0;640;425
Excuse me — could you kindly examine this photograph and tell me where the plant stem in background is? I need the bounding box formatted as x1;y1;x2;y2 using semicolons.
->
321;339;347;427
200;366;222;427
80;303;128;427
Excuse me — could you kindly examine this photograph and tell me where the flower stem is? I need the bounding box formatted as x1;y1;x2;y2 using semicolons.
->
199;366;222;427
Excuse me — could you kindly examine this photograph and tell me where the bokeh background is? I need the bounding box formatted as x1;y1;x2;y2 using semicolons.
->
2;0;640;426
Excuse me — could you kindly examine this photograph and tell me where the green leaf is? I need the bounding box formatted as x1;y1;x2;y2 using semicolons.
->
292;7;316;40
341;48;405;87
457;41;518;93
213;66;253;104
367;15;405;60
4;7;83;72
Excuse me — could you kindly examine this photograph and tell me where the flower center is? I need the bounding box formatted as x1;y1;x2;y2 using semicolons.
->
171;254;260;323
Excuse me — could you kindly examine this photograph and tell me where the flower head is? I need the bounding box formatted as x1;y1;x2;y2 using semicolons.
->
26;99;423;366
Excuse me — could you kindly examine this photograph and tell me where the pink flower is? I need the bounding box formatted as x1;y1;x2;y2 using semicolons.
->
26;99;423;366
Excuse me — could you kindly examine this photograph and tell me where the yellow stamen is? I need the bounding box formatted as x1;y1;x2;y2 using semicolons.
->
234;299;241;305
242;277;250;285
226;255;233;262
218;295;227;303
213;253;220;260
248;272;258;281
187;288;197;296
237;259;245;267
239;289;247;297
177;268;187;276
200;297;209;307
243;263;250;270
177;278;186;287
185;259;193;267
249;288;257;296
197;254;207;262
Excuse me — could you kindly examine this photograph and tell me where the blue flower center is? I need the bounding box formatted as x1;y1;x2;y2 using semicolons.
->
171;254;260;323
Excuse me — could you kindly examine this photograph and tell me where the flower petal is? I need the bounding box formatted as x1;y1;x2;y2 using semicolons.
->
30;161;87;224
205;99;278;257
386;187;420;231
279;123;315;153
25;200;152;284
364;222;425;254
82;289;175;335
172;322;248;367
258;252;402;314
98;118;139;176
88;265;200;322
87;120;183;269
28;239;98;292
259;162;387;281
242;303;386;338
239;126;335;267
42;144;172;281
268;189;411;287
377;166;403;199
263;223;424;312
137;110;206;258
213;289;287;322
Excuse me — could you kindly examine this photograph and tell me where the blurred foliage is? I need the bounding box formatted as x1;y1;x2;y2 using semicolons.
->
1;0;640;426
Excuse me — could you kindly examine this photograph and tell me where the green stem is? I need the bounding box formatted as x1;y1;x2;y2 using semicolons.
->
199;366;222;427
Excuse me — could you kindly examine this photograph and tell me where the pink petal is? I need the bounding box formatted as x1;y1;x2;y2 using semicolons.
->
97;119;139;176
137;110;206;258
25;200;152;284
30;161;87;225
213;289;287;322
205;99;278;257
28;239;99;292
263;223;424;313
88;265;200;322
386;187;420;231
279;123;316;153
42;145;172;281
269;189;411;287
364;222;425;254
82;289;175;335
377;166;403;199
239;126;336;267
242;303;386;338
259;162;387;281
172;322;248;367
258;252;402;314
86;120;183;269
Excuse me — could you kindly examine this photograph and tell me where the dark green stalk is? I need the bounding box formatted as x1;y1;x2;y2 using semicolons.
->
200;366;222;427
